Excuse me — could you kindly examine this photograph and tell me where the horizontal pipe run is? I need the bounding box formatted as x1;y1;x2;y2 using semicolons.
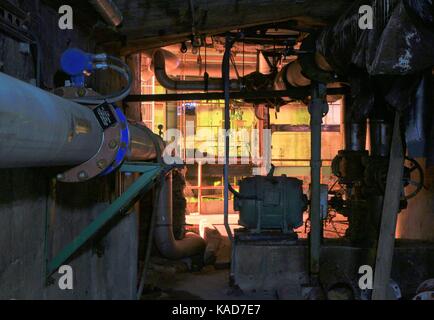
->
0;72;162;170
153;50;241;91
125;88;347;102
0;72;103;168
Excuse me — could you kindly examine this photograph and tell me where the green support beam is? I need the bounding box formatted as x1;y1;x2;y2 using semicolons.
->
46;163;163;277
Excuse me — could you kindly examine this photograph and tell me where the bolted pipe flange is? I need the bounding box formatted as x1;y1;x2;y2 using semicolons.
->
77;171;88;181
108;139;118;149
58;103;128;183
97;159;108;169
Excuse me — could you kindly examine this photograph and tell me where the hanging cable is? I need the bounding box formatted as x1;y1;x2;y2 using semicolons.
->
242;39;245;78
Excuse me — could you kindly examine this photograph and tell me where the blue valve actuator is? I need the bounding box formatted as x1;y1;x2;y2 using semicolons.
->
61;48;108;87
61;48;93;87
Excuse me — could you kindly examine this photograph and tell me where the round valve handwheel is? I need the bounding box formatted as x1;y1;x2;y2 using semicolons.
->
377;156;424;200
402;157;425;200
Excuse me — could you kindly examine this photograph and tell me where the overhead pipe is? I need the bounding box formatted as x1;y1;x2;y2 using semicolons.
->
153;43;334;100
154;172;207;259
143;50;257;80
274;41;336;101
143;61;255;81
153;49;241;91
142;49;181;81
89;0;123;27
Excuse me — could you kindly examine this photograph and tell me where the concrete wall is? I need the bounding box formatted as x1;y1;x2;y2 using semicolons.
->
0;0;139;299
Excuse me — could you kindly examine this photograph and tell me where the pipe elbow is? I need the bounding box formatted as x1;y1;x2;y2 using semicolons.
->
153;49;241;92
154;229;206;260
153;50;178;90
154;172;207;260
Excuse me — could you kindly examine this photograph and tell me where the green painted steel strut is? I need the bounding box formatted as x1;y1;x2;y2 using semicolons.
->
46;163;163;276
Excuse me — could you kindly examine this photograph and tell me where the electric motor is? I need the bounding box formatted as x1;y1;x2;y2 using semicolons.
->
234;175;307;232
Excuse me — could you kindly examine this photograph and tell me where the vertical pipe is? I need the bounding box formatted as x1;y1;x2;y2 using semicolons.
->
222;35;235;242
166;90;178;130
154;172;206;259
198;161;203;214
309;82;327;280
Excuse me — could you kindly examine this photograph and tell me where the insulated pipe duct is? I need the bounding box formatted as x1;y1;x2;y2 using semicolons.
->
154;172;207;259
0;72;103;167
89;0;123;27
153;49;241;91
274;51;335;99
274;60;311;89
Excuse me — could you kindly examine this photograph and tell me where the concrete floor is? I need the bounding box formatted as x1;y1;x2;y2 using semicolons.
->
144;212;348;300
144;262;276;300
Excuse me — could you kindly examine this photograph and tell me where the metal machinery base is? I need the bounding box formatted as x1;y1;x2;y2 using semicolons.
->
231;230;434;299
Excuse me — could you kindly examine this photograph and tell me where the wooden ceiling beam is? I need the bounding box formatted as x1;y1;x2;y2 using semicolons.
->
110;0;357;54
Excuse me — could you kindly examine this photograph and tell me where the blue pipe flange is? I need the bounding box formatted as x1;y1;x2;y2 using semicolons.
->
100;106;130;176
57;103;129;183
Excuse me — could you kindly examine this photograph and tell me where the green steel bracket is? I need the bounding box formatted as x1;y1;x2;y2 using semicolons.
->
45;162;163;277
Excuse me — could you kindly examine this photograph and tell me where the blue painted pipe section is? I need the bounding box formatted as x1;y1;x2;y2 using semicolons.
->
101;106;130;175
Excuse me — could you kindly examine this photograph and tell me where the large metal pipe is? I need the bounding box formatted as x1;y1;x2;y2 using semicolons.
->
344;122;367;151
0;72;103;168
222;35;235;243
274;52;334;99
89;0;123;27
308;83;327;281
142;49;256;80
316;0;434;75
153;49;241;91
0;72;160;169
154;172;207;259
128;124;161;161
369;119;393;157
170;62;256;79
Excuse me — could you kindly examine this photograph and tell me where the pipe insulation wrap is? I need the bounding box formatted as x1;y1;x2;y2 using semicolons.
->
0;72;103;168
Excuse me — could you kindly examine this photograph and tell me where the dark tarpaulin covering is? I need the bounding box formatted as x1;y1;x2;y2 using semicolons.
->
317;0;434;75
317;0;434;164
404;73;434;165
